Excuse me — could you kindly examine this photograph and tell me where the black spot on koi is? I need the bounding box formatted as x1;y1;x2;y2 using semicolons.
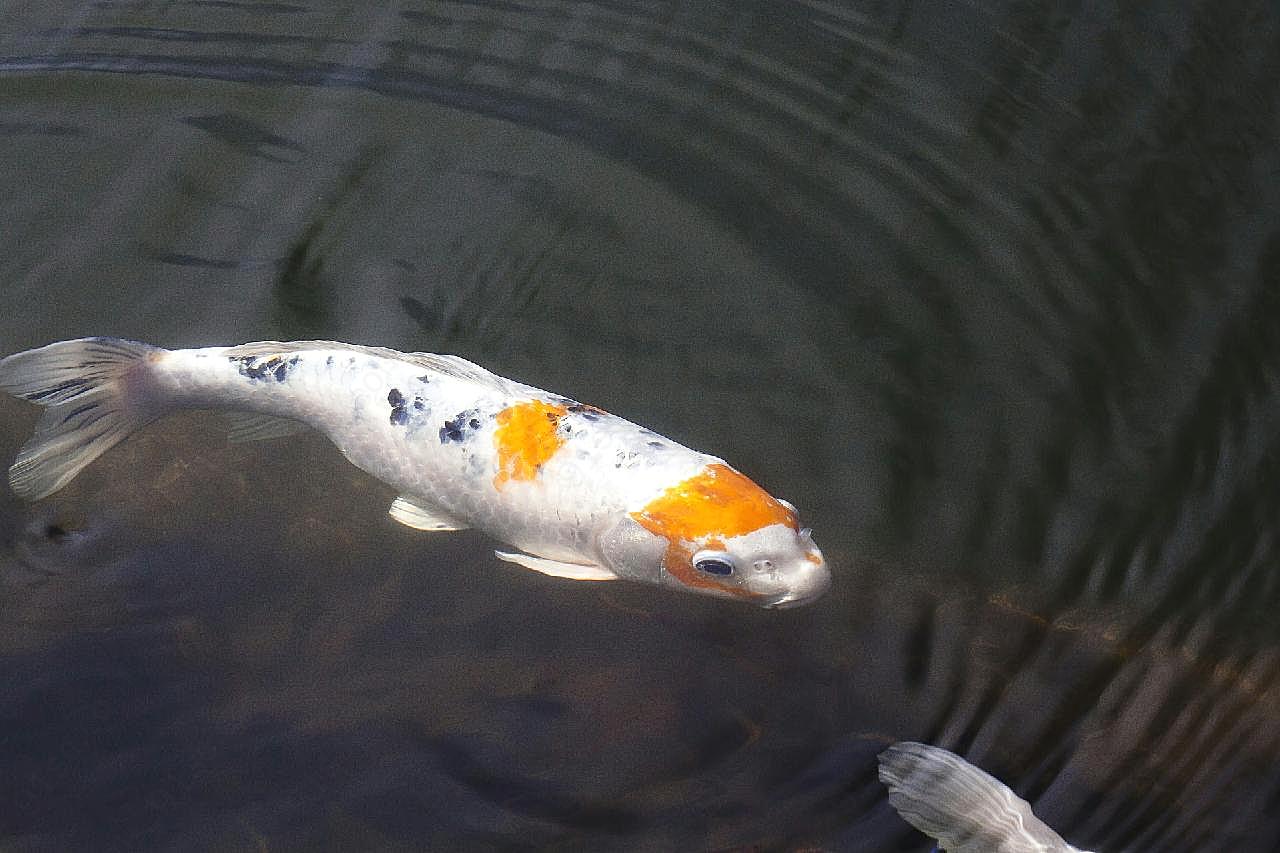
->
439;408;482;443
388;388;429;428
233;354;299;383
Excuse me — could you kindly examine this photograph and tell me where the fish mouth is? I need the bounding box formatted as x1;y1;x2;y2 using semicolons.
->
758;565;832;609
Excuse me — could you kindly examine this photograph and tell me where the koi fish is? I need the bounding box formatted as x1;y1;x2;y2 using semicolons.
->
878;742;1095;852
0;338;830;607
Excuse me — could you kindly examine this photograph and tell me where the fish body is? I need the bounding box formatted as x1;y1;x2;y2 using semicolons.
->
0;338;830;607
878;742;1095;853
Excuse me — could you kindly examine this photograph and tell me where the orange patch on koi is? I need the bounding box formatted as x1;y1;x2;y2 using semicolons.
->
629;464;796;597
492;399;568;489
630;463;796;542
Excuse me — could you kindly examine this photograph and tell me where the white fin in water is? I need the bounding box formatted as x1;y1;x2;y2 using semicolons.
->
494;550;618;581
878;742;1089;853
388;495;470;531
0;338;164;500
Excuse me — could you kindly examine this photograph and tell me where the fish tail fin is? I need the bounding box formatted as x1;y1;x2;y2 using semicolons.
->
0;337;166;499
878;742;1075;852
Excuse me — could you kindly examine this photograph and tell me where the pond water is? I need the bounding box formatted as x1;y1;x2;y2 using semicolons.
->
1;1;1278;850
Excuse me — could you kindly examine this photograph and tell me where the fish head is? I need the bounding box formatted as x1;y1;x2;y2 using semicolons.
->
680;523;830;608
601;463;830;608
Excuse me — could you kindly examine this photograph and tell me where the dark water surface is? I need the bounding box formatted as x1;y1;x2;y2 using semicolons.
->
1;1;1278;850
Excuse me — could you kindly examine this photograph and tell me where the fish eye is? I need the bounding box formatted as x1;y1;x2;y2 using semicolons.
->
692;550;735;576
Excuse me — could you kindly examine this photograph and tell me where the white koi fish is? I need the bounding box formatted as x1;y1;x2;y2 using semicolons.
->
879;742;1095;852
0;338;830;607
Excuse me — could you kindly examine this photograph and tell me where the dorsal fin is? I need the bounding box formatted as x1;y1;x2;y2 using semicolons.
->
222;341;511;393
403;352;510;393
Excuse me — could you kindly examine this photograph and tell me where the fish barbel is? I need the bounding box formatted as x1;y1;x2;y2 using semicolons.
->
0;338;830;607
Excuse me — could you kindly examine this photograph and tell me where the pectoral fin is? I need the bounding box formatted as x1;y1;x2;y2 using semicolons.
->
389;495;469;531
494;550;618;581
